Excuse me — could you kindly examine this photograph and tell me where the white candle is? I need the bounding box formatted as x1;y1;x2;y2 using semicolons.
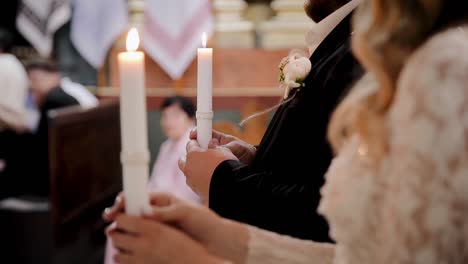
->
197;32;213;149
118;28;149;216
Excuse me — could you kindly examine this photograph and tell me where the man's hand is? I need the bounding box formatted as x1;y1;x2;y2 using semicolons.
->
190;129;257;165
179;139;238;202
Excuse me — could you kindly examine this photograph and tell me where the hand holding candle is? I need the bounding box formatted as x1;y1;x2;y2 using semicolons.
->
118;28;150;216
197;32;213;149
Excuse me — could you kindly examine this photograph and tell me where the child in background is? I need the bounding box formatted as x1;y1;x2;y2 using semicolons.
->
148;96;200;203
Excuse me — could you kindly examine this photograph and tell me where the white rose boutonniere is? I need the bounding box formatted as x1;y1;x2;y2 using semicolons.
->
278;50;312;99
239;50;311;126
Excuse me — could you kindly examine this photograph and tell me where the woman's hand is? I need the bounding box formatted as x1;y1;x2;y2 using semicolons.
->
107;214;224;264
104;192;249;263
147;193;249;263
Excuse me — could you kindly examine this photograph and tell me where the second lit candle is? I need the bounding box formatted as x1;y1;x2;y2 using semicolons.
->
196;32;213;149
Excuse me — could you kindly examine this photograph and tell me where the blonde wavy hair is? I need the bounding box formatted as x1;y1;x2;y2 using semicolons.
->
328;0;468;158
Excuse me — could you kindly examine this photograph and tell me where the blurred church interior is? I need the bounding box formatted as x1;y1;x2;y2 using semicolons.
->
0;0;313;263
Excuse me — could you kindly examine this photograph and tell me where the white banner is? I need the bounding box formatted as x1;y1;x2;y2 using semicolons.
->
16;0;71;57
143;0;213;79
71;0;128;68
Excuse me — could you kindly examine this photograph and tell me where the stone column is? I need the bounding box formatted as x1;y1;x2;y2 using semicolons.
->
128;0;145;28
258;0;313;49
213;0;255;48
244;1;275;27
111;0;145;51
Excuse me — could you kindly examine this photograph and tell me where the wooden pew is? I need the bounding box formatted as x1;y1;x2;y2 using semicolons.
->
0;100;122;264
48;99;122;246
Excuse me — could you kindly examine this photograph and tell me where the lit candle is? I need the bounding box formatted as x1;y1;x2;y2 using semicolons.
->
197;32;213;149
118;28;150;216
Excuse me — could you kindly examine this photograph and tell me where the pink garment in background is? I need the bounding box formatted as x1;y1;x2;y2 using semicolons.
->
147;130;201;203
104;129;199;264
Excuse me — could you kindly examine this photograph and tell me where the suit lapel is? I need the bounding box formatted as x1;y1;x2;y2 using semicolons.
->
305;13;353;85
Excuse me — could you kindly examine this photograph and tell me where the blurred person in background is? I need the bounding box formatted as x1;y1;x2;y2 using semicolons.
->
149;96;200;203
1;55;98;199
0;28;30;133
0;28;34;199
25;59;97;111
24;59;97;197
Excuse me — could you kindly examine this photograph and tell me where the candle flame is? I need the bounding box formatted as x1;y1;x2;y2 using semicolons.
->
126;27;140;52
202;32;207;48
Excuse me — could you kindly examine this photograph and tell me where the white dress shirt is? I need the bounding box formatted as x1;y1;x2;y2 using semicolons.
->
61;77;98;108
306;0;361;55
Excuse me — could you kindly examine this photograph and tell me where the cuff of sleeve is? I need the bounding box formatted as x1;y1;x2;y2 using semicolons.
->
246;225;335;264
209;160;245;213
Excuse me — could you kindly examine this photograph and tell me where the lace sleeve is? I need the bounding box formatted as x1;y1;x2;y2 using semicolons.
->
380;27;468;263
245;225;335;264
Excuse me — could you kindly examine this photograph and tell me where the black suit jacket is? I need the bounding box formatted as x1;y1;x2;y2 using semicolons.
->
33;87;80;197
0;87;79;198
209;14;364;241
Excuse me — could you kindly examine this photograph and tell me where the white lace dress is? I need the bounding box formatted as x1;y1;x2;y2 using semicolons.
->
245;26;468;264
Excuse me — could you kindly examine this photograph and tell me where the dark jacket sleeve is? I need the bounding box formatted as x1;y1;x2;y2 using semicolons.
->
209;159;331;242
